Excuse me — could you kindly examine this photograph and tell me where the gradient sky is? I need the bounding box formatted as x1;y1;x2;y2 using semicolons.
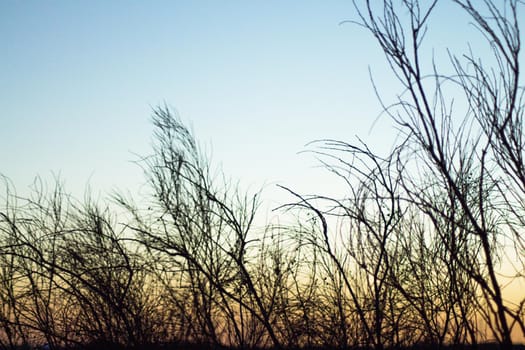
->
2;3;525;341
1;1;492;208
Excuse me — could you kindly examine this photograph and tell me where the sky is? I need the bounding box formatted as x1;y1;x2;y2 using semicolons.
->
2;2;525;341
0;1;494;208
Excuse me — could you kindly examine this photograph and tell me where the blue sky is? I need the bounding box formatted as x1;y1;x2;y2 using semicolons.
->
3;1;525;333
1;1;487;207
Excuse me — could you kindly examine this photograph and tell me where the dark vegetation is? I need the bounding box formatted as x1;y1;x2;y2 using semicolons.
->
1;1;524;350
